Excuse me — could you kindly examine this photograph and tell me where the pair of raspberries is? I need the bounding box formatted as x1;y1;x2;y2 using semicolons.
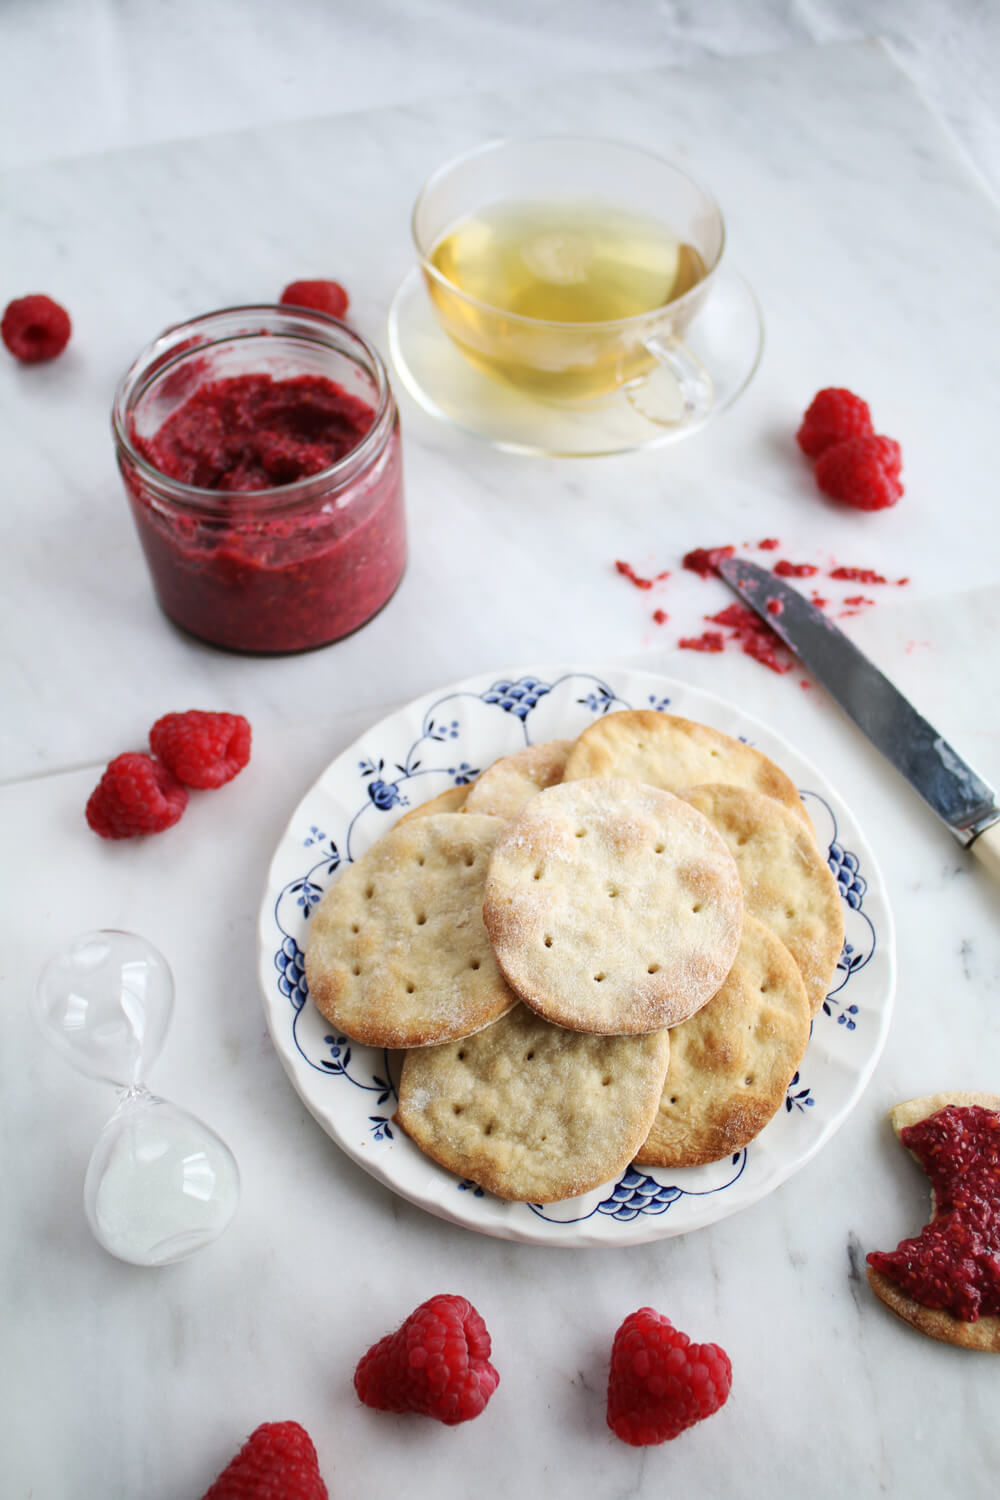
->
86;710;251;839
797;387;903;511
350;1297;730;1443
1;281;350;365
200;1299;731;1497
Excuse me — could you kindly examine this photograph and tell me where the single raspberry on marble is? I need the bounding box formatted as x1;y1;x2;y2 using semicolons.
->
606;1307;732;1445
85;753;188;839
149;710;251;789
796;387;873;457
814;434;903;510
1;294;72;363
200;1420;328;1500
354;1293;499;1425
280;280;350;319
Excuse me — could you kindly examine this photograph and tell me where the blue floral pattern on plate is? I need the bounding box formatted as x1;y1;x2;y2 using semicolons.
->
258;665;896;1247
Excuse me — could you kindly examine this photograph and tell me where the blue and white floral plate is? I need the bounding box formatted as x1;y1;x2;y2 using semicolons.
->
257;665;895;1247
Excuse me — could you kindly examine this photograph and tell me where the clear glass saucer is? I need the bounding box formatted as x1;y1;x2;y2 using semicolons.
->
387;264;764;458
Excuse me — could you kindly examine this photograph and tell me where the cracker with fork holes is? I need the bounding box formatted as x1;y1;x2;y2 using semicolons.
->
679;782;844;1015
483;777;743;1035
304;813;517;1048
396;1003;671;1202
635;915;811;1168
562;709;814;833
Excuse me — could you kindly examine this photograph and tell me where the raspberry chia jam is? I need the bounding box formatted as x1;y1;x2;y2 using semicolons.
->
112;306;406;654
867;1104;1000;1321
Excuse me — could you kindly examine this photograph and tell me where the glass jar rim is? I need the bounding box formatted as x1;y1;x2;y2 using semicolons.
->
111;304;396;515
411;133;726;334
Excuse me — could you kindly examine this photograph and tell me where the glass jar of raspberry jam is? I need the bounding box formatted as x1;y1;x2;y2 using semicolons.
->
112;306;406;654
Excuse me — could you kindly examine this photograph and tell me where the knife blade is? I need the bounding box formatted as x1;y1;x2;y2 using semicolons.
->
717;557;1000;858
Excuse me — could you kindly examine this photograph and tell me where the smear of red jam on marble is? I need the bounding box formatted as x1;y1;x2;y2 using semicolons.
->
135;373;375;489
615;559;670;590
867;1105;1000;1322
682;544;735;578
678;629;725;653
829;565;886;584
652;609;669;625
662;542;913;676
707;603;794;675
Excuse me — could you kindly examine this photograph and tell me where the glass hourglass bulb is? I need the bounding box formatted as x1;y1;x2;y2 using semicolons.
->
34;930;240;1267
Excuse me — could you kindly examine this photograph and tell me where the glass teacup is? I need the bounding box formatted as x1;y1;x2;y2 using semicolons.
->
412;136;725;416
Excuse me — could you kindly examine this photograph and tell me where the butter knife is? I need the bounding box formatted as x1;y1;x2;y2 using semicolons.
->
717;557;1000;879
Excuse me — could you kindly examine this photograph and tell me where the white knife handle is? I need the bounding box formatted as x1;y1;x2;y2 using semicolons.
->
971;822;1000;884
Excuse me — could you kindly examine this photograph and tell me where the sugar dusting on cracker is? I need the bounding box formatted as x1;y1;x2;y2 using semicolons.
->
483;778;743;1035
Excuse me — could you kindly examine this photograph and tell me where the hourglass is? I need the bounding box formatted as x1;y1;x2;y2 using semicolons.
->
34;929;240;1266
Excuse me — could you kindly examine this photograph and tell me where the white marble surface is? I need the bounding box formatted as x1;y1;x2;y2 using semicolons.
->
3;14;1000;1500
4;1;999;196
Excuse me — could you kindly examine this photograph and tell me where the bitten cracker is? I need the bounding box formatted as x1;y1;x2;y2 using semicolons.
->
464;739;574;820
304;813;517;1048
866;1091;1000;1354
483;778;743;1035
396;1003;671;1202
680;782;844;1015
635;915;811;1168
563;710;813;832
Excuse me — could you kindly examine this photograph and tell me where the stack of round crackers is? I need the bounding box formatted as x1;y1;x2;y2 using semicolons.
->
304;711;844;1204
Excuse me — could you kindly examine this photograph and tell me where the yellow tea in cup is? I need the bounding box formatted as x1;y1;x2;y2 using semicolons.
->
413;139;724;408
426;197;707;402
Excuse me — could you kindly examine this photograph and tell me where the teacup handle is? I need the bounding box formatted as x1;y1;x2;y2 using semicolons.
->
625;334;714;429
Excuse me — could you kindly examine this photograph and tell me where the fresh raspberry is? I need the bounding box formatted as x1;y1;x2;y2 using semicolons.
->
200;1420;328;1500
796;387;873;457
85;754;188;839
354;1294;499;1425
814;434;903;511
280;280;349;319
1;294;72;363
606;1308;732;1446
149;710;251;789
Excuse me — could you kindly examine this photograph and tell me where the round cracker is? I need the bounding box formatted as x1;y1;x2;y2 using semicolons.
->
304;813;517;1048
635;915;811;1168
395;1003;671;1202
395;782;471;824
563;709;813;832
867;1090;1000;1354
483;777;743;1035
680;782;844;1015
463;739;574;820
